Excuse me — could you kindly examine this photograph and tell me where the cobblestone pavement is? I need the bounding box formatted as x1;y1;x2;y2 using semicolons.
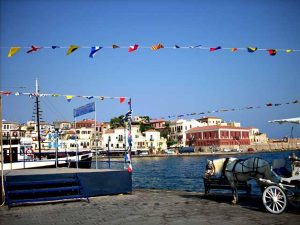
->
0;189;299;225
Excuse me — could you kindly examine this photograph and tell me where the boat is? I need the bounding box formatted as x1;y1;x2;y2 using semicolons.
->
0;79;93;170
1;137;92;170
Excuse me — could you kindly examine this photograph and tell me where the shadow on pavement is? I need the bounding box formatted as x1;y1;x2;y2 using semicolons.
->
180;192;300;215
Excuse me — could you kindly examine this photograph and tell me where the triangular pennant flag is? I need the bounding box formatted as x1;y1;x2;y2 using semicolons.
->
52;94;60;97
86;96;94;99
112;44;120;49
99;96;105;100
52;46;60;49
128;44;139;52
119;97;125;103
231;48;238;52
66;95;74;102
66;45;79;55
247;47;258;53
267;49;277;56
8;47;21;58
189;45;202;48
293;100;299;104
89;46;102;58
266;103;273;107
151;43;164;51
286;49;293;53
210;46;222;51
27;45;42;54
174;45;181;48
0;91;12;96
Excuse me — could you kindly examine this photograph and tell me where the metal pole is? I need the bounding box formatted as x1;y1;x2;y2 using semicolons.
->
128;98;132;157
75;117;79;169
108;137;110;169
55;129;58;168
9;132;12;170
0;95;5;204
94;101;98;169
35;79;42;160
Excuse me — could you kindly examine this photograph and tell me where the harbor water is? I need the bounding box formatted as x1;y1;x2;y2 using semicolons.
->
92;150;300;195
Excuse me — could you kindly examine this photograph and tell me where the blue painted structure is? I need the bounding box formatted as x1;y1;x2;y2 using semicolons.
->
2;168;132;206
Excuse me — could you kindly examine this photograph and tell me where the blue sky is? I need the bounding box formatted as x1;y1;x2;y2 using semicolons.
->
0;0;299;138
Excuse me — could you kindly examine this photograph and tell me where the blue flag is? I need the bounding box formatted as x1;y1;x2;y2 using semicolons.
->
89;46;102;58
73;102;95;118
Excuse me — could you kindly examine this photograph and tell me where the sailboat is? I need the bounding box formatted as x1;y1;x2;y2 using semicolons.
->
0;79;93;170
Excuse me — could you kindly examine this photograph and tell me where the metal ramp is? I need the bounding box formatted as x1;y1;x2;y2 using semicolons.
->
4;174;89;207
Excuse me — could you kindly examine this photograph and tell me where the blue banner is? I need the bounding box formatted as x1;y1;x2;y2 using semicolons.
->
73;102;95;118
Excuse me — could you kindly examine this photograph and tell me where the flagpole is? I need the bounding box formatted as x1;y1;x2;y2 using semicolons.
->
129;98;132;158
94;101;98;169
75;117;78;169
0;95;5;204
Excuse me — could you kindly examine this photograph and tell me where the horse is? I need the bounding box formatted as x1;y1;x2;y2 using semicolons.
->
205;157;281;204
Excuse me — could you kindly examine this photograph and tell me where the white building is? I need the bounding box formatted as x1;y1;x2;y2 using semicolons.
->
1;121;20;137
169;119;203;147
143;130;167;154
197;116;223;126
101;125;167;155
249;127;268;144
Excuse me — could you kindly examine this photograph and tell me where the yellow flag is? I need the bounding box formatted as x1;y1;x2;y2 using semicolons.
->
286;49;293;53
66;45;79;55
8;47;21;58
66;95;74;102
151;43;164;51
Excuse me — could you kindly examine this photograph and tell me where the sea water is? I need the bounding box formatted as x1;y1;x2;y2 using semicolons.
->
93;150;300;195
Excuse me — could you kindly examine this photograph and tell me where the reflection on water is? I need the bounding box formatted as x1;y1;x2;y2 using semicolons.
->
92;150;300;194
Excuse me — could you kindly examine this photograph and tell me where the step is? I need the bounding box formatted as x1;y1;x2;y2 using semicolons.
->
9;195;87;206
6;178;77;188
8;186;81;195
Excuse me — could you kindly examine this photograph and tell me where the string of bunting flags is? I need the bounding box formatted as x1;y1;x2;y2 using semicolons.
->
3;44;300;58
151;99;299;120
0;90;130;104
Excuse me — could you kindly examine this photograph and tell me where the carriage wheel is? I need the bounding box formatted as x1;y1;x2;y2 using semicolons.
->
262;186;287;214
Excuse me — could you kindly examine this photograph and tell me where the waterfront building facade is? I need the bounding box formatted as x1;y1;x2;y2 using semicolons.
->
169;119;203;147
186;125;251;149
150;119;166;130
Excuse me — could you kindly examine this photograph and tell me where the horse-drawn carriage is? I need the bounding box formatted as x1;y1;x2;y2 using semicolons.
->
204;154;300;214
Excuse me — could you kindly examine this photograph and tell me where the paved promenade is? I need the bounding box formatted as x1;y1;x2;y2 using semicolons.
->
0;189;299;225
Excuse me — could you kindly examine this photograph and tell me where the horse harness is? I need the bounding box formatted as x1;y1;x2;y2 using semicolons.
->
225;157;267;181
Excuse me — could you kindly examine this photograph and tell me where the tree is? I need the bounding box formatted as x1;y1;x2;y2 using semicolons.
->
110;115;125;129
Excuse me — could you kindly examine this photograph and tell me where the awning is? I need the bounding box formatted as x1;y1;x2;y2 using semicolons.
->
268;117;300;124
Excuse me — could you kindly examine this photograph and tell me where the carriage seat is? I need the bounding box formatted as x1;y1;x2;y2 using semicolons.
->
272;159;291;178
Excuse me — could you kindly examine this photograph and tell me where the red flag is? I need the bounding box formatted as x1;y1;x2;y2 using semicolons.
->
127;163;133;173
267;49;277;56
119;97;125;103
128;44;139;52
27;45;42;53
210;46;222;52
0;91;12;96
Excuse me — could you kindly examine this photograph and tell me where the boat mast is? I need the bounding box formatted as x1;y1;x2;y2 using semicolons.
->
35;79;42;160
